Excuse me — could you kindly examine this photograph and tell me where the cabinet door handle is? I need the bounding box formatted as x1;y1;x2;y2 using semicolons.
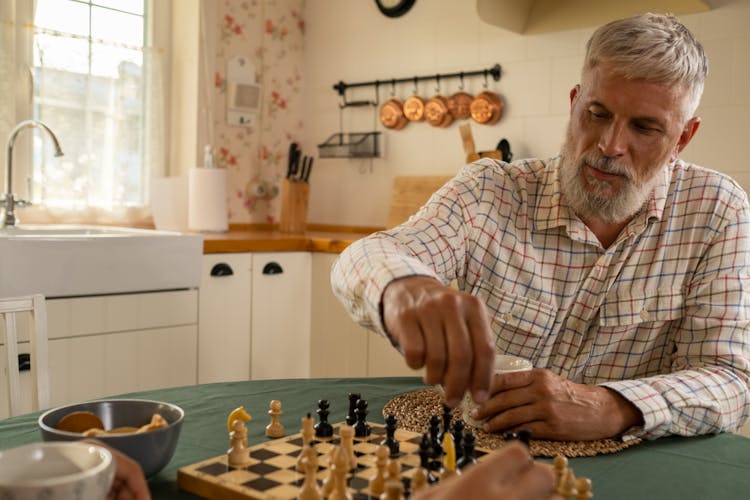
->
210;263;234;277
262;262;283;275
18;353;31;372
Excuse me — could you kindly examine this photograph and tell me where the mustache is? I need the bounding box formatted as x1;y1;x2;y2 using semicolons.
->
580;154;632;180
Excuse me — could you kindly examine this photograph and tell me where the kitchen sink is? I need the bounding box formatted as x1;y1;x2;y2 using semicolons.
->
0;224;204;298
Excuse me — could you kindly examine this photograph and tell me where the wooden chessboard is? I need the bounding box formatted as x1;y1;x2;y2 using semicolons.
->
177;421;491;499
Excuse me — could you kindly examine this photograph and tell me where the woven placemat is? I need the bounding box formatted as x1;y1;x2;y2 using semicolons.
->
383;388;641;458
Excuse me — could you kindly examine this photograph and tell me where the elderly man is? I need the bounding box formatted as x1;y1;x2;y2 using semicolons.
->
332;13;750;441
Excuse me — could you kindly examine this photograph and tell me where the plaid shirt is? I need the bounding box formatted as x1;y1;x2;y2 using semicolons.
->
332;157;750;439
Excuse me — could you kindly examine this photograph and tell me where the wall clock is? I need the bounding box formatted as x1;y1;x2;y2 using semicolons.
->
375;0;416;18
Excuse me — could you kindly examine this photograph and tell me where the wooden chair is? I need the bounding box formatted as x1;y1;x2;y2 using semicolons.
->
0;294;49;417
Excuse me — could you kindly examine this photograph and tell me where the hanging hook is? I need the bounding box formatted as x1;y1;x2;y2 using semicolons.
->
459;72;465;91
413;76;418;94
483;69;489;88
435;74;441;94
390;78;396;97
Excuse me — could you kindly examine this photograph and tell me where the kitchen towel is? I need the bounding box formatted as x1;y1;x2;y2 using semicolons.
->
188;167;228;232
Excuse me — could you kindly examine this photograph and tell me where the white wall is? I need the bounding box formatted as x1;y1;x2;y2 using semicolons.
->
302;0;750;227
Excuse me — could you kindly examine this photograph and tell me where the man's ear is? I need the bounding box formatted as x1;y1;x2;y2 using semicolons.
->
671;117;701;161
570;84;580;110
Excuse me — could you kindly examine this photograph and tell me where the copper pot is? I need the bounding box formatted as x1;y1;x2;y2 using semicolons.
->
425;95;453;127
403;95;426;121
470;90;503;125
447;91;473;120
380;99;408;130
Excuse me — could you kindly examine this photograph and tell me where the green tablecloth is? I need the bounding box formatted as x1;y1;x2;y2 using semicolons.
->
1;377;749;499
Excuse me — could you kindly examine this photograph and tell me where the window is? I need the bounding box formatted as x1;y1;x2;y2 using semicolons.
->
1;0;167;223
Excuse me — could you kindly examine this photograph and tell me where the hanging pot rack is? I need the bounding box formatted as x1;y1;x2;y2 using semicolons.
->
332;63;502;100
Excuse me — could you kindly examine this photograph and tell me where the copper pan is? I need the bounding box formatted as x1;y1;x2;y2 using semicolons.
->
425;95;453;127
380;98;408;130
470;90;503;125
447;91;473;120
403;95;426;121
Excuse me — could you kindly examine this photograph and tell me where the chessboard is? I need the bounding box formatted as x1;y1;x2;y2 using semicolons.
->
177;421;491;499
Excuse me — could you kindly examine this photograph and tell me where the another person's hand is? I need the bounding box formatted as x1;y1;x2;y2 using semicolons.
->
472;369;644;440
382;276;495;408
411;441;560;500
83;439;151;500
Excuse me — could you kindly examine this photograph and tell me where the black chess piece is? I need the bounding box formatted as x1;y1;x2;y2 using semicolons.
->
346;392;360;426
314;399;334;438
419;433;440;482
440;403;452;443
456;431;477;469
381;414;400;457
353;398;371;437
518;429;532;448
452;419;465;460
502;431;518;442
428;415;441;457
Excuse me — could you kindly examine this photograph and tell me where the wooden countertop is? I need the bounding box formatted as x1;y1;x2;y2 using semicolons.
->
200;224;381;254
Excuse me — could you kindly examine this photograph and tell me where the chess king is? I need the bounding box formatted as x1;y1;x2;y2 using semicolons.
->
332;12;750;442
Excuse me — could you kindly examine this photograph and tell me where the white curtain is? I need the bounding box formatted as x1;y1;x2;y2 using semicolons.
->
0;0;166;226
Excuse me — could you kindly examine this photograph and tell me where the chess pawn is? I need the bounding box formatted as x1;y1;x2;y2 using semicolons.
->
265;399;285;438
369;445;389;496
410;466;428;494
227;419;250;467
340;424;358;470
557;468;578;497
379;480;405;500
298;447;322;500
315;399;334;438
553;454;568;492
575;477;593;500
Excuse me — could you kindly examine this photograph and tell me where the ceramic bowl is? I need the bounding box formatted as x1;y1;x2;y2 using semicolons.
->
38;399;184;477
0;442;115;500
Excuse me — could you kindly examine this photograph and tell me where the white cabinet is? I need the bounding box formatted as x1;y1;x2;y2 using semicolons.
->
0;290;198;418
197;252;312;381
251;253;311;379
197;254;252;383
310;253;421;378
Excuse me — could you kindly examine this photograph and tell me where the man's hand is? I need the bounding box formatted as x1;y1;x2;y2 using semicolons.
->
472;369;644;440
411;441;561;500
382;276;495;408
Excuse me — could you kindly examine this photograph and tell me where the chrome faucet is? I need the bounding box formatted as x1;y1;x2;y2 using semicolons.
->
2;120;64;227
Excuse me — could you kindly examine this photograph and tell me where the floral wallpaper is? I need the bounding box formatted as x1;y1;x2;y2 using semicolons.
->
212;0;305;224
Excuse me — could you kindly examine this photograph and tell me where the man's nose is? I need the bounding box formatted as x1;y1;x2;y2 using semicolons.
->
598;121;628;157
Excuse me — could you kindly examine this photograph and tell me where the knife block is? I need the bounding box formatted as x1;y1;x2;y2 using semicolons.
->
279;179;309;233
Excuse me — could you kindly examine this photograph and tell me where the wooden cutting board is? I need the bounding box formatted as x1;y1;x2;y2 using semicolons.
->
387;175;453;228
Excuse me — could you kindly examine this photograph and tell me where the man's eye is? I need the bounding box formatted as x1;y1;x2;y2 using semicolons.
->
588;110;608;119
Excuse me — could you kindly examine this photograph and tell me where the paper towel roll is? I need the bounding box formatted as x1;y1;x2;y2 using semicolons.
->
188;167;228;232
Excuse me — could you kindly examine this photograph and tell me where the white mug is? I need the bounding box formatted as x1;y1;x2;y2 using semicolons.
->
461;354;533;427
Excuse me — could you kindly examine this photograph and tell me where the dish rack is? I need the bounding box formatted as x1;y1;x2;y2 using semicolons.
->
318;132;381;158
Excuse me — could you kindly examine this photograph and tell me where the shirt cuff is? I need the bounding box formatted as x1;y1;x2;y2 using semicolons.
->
599;379;672;440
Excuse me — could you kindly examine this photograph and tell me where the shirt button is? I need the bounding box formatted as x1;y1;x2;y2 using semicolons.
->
640;309;650;321
503;312;513;322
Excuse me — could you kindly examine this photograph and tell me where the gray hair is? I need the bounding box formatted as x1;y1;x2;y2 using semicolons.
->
584;13;708;117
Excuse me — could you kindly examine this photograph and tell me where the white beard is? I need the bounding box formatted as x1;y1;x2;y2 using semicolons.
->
558;125;664;224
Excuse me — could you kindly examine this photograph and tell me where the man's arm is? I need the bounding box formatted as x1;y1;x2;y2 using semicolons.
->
330;166;495;405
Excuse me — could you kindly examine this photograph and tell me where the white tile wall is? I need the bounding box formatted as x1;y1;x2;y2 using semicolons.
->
303;0;750;225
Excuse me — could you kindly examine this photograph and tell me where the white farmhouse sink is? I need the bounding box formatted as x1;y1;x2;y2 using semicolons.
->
0;225;204;298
